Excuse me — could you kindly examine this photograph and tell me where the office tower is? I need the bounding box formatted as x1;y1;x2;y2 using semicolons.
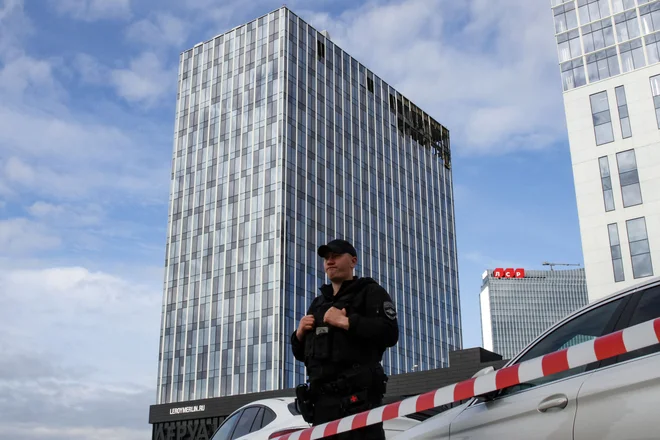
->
552;0;660;301
480;268;588;359
156;7;460;403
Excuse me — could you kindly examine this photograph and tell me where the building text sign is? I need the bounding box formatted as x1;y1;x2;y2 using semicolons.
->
154;419;217;440
169;405;206;415
493;268;525;278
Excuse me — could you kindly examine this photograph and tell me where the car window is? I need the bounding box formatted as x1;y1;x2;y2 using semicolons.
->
499;297;625;396
618;286;660;362
250;408;264;432
231;406;261;439
261;407;276;428
211;411;241;440
288;401;301;416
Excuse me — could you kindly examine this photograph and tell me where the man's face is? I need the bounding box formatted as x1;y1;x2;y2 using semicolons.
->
323;252;357;282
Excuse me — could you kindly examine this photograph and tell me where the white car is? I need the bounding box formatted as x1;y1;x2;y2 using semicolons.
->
393;277;660;439
209;397;308;440
210;396;419;440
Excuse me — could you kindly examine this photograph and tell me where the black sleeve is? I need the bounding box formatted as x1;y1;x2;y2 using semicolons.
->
291;296;321;362
291;329;305;362
347;285;399;349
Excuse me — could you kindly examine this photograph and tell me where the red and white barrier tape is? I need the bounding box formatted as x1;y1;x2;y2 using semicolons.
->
276;317;660;440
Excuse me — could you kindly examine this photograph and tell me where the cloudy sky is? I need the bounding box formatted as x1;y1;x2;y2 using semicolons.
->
0;0;583;438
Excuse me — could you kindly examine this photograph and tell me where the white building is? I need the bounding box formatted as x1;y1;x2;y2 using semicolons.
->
552;0;660;301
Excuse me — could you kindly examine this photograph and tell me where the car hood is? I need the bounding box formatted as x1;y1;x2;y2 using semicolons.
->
383;417;420;432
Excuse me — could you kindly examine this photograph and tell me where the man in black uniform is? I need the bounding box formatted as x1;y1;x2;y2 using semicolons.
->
291;239;399;439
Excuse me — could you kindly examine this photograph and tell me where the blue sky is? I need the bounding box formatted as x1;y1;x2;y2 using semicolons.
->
0;0;583;438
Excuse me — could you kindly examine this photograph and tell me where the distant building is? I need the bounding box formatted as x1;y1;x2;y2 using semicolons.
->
479;268;588;359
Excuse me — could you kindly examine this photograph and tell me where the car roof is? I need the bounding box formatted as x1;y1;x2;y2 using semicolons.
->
232;397;297;418
241;397;295;405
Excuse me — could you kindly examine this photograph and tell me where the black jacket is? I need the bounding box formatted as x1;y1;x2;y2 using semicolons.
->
291;277;399;371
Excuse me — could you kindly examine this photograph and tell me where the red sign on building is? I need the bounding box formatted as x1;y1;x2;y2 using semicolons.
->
493;268;526;278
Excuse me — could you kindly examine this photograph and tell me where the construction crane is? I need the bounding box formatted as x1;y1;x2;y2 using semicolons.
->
542;261;581;271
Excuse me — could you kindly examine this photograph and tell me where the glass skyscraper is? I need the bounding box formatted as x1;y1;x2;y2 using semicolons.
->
156;6;461;404
479;268;588;359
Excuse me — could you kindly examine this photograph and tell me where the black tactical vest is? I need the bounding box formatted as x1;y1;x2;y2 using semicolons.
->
303;278;379;380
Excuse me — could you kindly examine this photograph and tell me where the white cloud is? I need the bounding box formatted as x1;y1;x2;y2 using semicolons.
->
0;5;170;206
0;266;162;385
0;265;166;436
51;0;131;22
0;106;132;160
0;3;63;106
161;0;288;45
126;12;189;48
0;0;20;20
0;2;170;196
0;8;171;252
73;53;107;85
3;266;154;312
0;105;170;203
0;55;55;96
74;50;176;107
0;0;32;59
0;344;153;439
28;201;104;226
0;218;61;254
27;200;66;217
4;155;34;182
299;0;564;155
0;156;104;201
110;51;175;105
2;199;164;260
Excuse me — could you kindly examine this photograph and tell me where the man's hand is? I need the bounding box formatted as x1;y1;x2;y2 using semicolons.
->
296;315;315;341
324;307;349;330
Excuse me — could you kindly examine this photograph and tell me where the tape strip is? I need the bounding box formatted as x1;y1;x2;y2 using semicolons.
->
276;317;660;440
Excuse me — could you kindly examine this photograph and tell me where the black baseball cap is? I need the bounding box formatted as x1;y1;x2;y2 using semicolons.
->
318;239;357;258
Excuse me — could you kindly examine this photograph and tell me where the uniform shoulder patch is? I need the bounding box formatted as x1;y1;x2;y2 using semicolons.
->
383;301;397;320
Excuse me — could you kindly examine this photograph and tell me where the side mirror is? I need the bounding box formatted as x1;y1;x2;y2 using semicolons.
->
471;366;497;403
471;366;495;379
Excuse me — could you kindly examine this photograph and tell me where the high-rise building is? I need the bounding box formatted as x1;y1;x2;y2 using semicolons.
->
551;0;660;302
156;7;461;404
480;268;588;359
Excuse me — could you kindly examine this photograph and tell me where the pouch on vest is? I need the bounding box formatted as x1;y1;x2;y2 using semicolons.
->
372;364;388;396
295;384;314;424
305;324;331;361
340;389;371;414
